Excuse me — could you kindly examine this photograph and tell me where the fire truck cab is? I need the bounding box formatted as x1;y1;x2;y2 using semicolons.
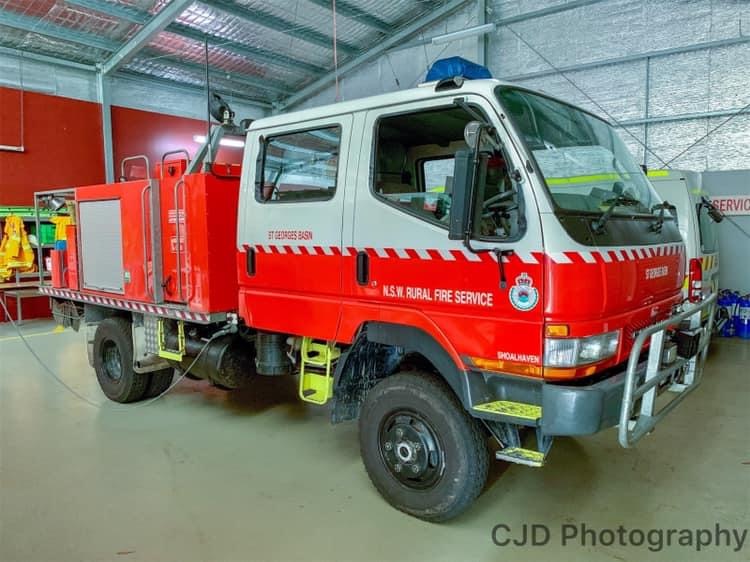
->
40;66;716;522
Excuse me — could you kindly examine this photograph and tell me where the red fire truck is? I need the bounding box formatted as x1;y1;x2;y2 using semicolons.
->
37;67;715;521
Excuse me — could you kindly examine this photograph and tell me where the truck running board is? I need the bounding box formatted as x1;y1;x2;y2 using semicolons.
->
495;447;546;467
472;400;542;424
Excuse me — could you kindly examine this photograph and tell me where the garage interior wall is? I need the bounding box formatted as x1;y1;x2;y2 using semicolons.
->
0;51;263;204
295;3;483;110
0;86;104;205
297;0;748;174
487;0;750;172
701;170;750;293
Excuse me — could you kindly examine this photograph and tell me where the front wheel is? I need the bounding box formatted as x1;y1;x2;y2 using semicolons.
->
359;371;489;522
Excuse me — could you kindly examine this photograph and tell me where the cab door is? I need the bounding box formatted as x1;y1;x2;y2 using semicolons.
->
341;96;546;371
239;115;353;339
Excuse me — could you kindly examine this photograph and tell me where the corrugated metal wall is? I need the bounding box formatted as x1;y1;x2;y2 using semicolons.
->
488;0;749;171
301;0;748;173
295;3;482;109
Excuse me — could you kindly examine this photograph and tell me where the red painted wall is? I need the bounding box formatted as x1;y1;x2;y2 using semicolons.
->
111;106;242;179
0;87;244;205
0;86;105;205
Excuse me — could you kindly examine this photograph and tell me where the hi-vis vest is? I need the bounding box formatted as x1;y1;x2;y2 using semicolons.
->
0;215;36;281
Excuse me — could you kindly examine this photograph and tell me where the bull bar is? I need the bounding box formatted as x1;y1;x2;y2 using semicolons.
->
618;293;717;447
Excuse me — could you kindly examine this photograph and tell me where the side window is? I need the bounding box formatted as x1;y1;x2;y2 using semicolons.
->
372;106;474;224
371;105;524;239
256;126;340;203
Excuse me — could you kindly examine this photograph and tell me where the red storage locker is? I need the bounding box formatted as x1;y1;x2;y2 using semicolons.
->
66;224;79;290
50;250;65;288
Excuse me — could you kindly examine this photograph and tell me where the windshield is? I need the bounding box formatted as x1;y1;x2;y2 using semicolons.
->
496;87;662;216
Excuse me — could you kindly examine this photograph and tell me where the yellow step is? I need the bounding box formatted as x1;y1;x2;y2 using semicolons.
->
472;400;542;421
300;371;334;405
495;447;546;467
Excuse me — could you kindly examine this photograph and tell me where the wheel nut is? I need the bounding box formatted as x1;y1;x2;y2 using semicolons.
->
394;463;402;473
411;464;419;474
384;441;392;451
414;443;421;452
396;428;404;438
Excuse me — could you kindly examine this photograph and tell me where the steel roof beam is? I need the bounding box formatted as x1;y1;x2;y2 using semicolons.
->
306;0;392;34
0;45;97;71
501;34;750;82
137;50;293;96
278;0;470;110
167;22;326;75
65;0;325;76
99;0;193;75
200;0;359;56
115;69;273;109
0;8;119;51
64;0;150;25
393;0;606;52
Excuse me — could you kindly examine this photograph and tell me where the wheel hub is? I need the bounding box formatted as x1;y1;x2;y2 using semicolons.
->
379;411;444;489
102;341;123;381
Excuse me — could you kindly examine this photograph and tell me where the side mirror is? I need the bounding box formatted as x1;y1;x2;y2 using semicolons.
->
464;121;483;149
702;197;724;223
449;150;476;240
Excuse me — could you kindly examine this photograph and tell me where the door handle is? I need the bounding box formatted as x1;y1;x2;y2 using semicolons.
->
356;251;369;285
246;247;256;276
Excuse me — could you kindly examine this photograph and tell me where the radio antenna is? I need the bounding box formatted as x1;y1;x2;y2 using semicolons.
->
204;39;212;169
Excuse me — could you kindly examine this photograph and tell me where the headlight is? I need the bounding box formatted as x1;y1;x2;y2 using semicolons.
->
544;330;619;368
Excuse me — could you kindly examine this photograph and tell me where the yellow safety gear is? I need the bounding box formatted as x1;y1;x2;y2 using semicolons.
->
0;215;37;281
50;216;73;241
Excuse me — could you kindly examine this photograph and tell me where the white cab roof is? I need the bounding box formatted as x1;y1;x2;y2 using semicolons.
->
249;79;512;131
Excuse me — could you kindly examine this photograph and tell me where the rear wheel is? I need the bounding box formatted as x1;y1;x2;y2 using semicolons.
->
359;371;489;522
93;317;148;403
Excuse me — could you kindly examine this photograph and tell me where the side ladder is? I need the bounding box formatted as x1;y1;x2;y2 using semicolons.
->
298;337;341;405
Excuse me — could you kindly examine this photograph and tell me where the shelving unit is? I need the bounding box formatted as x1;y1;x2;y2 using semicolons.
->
0;206;56;323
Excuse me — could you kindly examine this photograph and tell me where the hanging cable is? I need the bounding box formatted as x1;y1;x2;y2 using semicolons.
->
0;297;218;411
384;54;400;88
662;100;750;168
723;215;750;240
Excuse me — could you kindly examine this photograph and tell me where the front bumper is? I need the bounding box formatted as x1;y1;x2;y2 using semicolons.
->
470;295;716;446
540;363;640;436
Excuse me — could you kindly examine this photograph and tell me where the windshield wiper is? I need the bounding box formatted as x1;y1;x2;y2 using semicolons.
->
592;194;642;233
650;201;677;232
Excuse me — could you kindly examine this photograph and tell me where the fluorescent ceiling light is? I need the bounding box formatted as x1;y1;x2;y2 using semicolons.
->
431;23;496;45
193;135;245;148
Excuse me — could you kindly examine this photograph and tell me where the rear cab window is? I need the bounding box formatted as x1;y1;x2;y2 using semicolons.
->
255;126;341;203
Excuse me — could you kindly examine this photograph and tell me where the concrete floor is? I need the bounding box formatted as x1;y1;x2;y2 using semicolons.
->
0;319;748;562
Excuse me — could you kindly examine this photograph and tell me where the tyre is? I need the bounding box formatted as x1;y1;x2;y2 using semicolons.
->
93;317;149;403
144;368;175;398
358;371;489;522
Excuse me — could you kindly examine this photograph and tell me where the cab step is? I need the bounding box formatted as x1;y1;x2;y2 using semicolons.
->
472;400;542;422
298;337;341;405
495;447;546;467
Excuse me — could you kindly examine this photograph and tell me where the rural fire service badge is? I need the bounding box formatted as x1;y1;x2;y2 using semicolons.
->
509;272;538;311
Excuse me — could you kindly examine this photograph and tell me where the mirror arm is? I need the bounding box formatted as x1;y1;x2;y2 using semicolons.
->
453;97;491;128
